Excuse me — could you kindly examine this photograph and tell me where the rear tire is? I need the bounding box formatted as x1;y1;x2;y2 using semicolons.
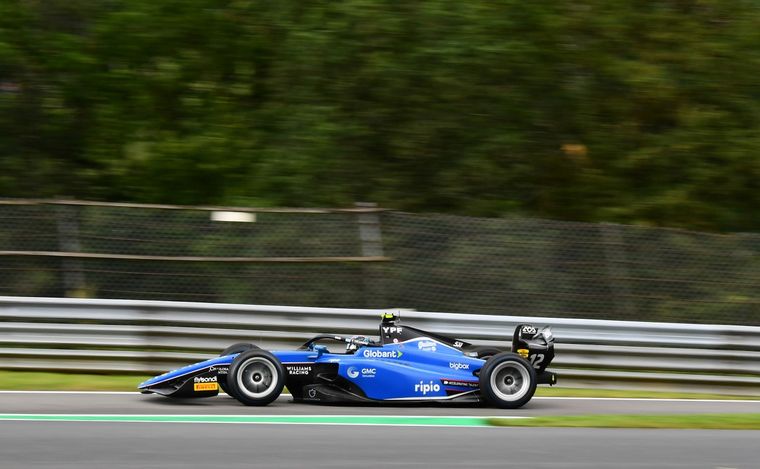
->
479;352;537;409
226;349;285;406
218;343;259;396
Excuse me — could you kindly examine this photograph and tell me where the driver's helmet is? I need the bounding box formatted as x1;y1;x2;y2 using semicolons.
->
381;311;400;323
346;335;370;352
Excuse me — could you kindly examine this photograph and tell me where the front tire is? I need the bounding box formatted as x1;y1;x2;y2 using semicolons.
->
479;352;537;409
218;343;259;396
226;349;285;406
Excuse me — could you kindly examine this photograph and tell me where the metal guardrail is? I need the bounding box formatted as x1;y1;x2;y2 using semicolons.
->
1;296;759;395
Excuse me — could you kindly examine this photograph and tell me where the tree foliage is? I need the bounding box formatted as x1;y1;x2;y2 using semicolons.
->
1;0;759;231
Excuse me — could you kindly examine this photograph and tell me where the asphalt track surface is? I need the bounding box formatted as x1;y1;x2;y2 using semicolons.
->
1;392;759;468
1;391;759;415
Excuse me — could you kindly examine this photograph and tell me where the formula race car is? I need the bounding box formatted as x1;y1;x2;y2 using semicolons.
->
139;313;557;409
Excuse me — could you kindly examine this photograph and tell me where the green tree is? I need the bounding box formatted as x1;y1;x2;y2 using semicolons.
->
1;0;758;231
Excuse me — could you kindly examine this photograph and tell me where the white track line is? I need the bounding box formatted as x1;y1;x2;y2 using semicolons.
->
0;390;295;396
0;413;527;418
0;419;507;428
0;391;137;395
0;391;757;403
0;413;523;428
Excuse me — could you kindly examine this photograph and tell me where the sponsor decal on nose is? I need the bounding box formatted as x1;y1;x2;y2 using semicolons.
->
193;376;218;391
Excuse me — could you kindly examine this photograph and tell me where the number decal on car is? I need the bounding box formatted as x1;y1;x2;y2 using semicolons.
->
529;353;545;368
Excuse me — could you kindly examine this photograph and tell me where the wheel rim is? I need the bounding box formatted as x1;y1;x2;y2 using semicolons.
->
490;361;530;401
236;357;278;399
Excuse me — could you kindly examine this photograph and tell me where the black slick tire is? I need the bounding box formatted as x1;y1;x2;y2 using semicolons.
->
220;343;259;357
226;349;285;406
479;352;537;409
218;343;259;396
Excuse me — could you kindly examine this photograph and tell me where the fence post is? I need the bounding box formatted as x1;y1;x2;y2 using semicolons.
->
355;202;385;308
55;204;87;297
600;223;636;320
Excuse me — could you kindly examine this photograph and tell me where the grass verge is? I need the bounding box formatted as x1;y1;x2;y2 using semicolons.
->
488;414;760;430
0;371;152;391
534;386;760;400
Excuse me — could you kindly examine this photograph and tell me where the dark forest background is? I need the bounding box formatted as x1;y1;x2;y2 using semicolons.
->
1;1;759;232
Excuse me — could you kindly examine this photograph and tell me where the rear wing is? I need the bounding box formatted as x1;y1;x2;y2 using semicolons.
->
512;324;555;372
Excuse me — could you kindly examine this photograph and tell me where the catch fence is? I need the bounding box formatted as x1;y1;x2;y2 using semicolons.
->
0;198;757;325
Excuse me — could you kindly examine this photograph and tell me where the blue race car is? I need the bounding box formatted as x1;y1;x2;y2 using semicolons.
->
139;313;557;409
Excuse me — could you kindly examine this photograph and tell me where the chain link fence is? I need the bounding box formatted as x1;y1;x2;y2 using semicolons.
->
0;199;757;325
383;213;759;325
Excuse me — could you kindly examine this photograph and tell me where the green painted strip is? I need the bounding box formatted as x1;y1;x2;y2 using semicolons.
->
0;414;497;427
